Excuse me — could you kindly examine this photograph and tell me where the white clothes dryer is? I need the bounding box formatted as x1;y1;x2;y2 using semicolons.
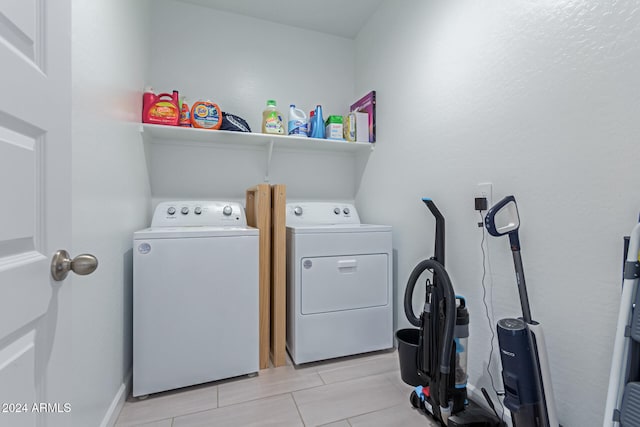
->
286;202;393;364
133;201;259;397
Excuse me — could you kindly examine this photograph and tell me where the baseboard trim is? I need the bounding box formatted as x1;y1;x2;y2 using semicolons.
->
100;370;132;427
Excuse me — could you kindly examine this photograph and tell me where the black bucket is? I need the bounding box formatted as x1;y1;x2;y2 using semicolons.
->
396;328;423;386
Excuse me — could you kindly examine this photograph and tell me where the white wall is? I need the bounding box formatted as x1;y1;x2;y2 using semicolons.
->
71;1;151;426
355;1;640;425
147;0;360;202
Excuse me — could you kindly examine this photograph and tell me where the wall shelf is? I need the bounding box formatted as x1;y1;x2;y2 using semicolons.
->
139;124;374;153
140;124;374;187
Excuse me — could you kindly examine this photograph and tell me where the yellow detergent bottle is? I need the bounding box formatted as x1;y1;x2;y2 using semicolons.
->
262;100;285;134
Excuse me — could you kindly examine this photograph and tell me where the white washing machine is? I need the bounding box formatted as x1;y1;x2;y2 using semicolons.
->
133;201;259;397
286;202;393;364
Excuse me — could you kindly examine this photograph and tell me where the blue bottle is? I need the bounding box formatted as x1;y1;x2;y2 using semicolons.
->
310;105;325;139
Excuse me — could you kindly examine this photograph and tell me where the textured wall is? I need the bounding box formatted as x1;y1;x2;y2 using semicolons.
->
148;0;360;201
355;1;640;425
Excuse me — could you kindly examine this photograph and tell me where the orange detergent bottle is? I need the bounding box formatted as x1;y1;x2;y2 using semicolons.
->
179;97;191;127
190;101;222;130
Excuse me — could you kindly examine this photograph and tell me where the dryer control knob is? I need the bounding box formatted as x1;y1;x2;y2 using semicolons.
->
223;205;233;216
343;207;350;215
181;207;189;215
294;206;303;216
167;207;176;216
333;208;340;215
194;206;202;215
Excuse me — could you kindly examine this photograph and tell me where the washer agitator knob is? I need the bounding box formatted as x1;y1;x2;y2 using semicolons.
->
223;205;233;216
167;207;176;216
294;206;303;216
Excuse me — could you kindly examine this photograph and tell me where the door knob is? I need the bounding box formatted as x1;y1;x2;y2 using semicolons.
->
50;250;98;281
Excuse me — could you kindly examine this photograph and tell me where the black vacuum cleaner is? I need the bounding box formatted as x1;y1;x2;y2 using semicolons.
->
396;198;504;427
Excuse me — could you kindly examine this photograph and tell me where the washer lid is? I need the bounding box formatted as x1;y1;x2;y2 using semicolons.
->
134;226;258;239
287;223;391;234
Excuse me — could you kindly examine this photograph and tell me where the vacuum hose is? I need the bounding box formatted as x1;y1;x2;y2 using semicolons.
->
403;258;456;374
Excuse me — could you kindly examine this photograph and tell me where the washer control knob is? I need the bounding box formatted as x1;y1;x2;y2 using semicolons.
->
194;206;202;215
294;206;303;216
167;207;176;216
333;208;340;215
223;205;233;216
181;207;189;215
343;207;350;215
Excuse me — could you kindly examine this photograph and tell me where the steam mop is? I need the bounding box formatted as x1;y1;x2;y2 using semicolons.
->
397;198;503;427
485;195;560;427
603;220;640;426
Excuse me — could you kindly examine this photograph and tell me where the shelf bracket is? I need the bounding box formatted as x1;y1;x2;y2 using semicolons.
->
264;139;274;182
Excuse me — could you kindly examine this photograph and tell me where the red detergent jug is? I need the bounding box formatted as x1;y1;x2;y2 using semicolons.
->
142;89;180;126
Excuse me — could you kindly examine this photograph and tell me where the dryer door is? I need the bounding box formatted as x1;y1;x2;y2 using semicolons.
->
300;254;389;314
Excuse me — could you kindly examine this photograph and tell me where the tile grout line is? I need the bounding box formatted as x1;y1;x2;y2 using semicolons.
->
294;373;407;426
290;391;307;426
310;364;327;386
315;366;400;387
348;401;414;425
137;401;220;425
217;372;326;408
318;371;327;386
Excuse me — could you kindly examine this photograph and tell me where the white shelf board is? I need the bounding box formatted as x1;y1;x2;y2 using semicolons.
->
139;123;374;153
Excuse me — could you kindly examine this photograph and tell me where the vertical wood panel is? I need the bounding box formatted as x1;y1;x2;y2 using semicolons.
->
270;184;287;367
245;184;271;369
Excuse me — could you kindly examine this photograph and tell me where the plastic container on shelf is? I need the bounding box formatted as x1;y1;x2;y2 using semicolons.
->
190;100;222;129
309;105;325;139
288;104;308;137
344;112;356;141
262;100;285;134
325;115;344;140
179;97;191;127
308;110;315;136
142;87;180;126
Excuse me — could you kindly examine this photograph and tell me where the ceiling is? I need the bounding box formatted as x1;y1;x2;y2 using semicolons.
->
176;0;385;39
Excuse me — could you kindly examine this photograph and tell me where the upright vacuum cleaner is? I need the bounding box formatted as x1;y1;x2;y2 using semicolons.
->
484;195;560;427
397;198;503;427
603;219;640;426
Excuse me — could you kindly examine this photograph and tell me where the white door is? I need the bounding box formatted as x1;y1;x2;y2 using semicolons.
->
0;2;88;426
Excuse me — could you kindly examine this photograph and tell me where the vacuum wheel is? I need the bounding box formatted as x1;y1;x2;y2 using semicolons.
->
409;390;421;409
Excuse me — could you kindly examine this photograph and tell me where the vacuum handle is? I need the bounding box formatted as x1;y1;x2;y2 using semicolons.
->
422;198;444;223
512;250;533;324
485;195;522;251
422;198;445;265
485;196;515;234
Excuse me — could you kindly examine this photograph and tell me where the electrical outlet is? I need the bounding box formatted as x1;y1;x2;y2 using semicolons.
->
476;182;493;209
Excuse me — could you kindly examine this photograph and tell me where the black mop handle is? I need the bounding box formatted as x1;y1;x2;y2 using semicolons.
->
512;249;533;324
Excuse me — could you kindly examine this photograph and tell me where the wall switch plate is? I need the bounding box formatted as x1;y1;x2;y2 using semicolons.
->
476;182;493;209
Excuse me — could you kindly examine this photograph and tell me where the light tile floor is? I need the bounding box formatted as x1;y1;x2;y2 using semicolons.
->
115;350;437;427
